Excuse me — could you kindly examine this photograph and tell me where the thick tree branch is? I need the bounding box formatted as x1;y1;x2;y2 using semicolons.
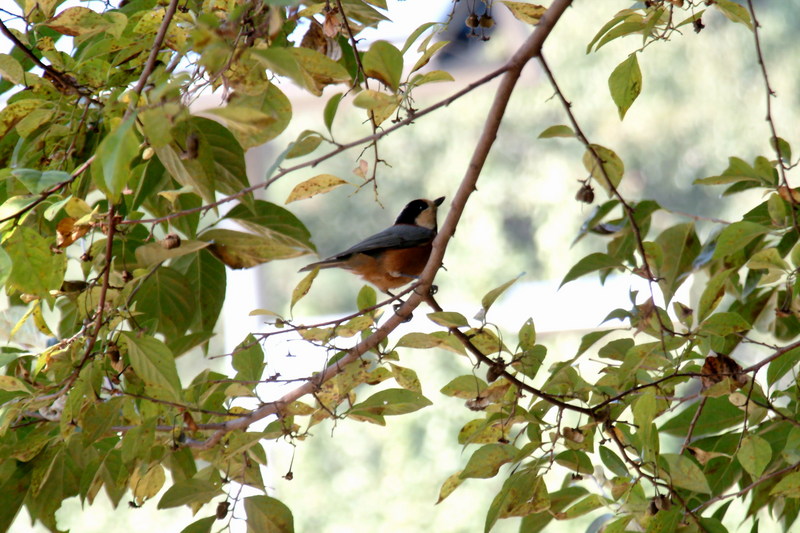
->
187;0;575;450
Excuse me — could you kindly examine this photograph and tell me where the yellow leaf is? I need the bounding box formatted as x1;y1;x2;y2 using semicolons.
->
285;174;349;203
500;2;547;25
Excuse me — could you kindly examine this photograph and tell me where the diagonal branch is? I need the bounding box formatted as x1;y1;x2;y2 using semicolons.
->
187;0;576;450
127;0;181;109
0;18;92;97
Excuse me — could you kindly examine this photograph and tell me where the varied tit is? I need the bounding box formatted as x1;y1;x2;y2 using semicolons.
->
299;197;445;293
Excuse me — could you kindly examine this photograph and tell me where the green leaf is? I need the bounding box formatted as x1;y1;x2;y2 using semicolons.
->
513;345;545;378
188;117;251;207
410;40;449;73
172;248;227;333
389;364;421;393
201;228;309;269
562;494;605;518
253;47;350;97
699;312;751;337
602;516;634;533
157;478;222;509
348;388;432;416
436;471;465;504
555;450;593;474
737;434;771;477
0;99;48;138
179;517;215;533
0;54;24;84
0;247;10;288
697;269;732;323
771;136;792;164
653;222;701;304
583;144;624;194
427;311;469;328
770;472;800;497
661;396;743;436
91;116;139;202
538;124;575;138
45;6;114;36
323;93;344;133
122;332;183;402
401;22;439;54
290;268;317;311
485;469;548;532
243;495;294;533
518;318;536;350
357;285;377;311
0;462;31;531
767;346;800;386
232;335;264;383
352;89;401;126
440;375;488;399
362;40;403;92
208;85;292;149
575;329;616;357
153;143;216;205
599;446;629;478
660;453;711;493
480;274;523;315
134;240;211;267
133;266;195;339
3;226;65;298
285;130;323;159
712;221;770;260
560;253;623;287
608;53;642;120
633;390;658;462
461;444;517;479
224;200;315;252
646;508;681;532
747;247;789;271
396;332;451;349
714;0;753;29
12;169;71;194
408;70;454;87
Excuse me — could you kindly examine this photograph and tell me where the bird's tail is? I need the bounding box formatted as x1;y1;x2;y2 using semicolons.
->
297;259;341;273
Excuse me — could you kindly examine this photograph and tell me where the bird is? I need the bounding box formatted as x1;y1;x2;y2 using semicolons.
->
299;197;445;293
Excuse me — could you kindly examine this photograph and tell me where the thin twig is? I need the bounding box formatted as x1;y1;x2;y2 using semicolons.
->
679;396;706;454
693;460;800;513
745;0;800;233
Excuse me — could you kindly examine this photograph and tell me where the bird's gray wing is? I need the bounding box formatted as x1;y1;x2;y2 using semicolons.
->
333;224;435;258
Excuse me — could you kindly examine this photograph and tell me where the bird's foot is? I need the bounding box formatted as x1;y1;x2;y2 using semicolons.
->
393;302;413;322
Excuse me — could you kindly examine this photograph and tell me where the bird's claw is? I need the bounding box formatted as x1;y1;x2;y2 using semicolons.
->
393;302;413;322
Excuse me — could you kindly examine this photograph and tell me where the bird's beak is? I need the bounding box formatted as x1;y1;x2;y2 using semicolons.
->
434;196;445;206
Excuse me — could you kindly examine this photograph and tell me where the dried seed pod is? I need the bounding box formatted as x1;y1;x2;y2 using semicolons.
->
160;233;181;249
